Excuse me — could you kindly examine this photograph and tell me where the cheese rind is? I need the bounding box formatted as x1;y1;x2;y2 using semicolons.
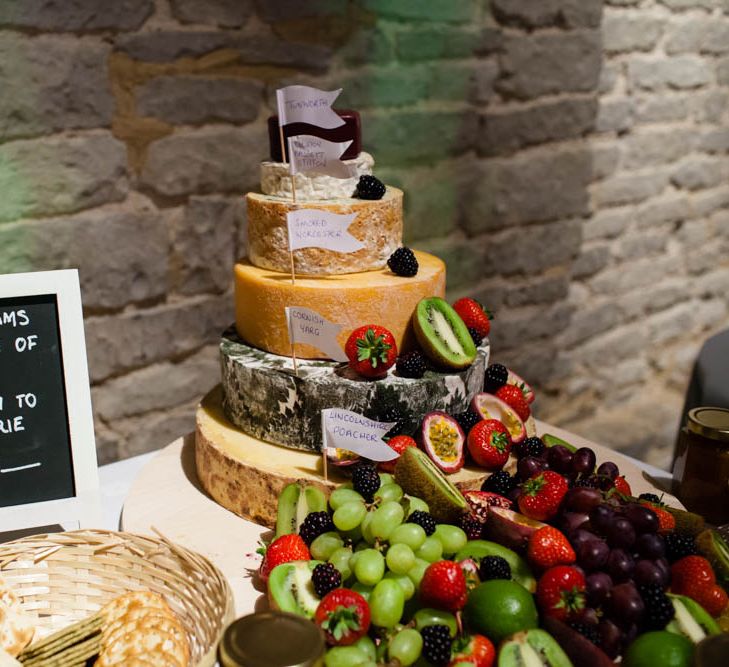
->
234;250;446;358
246;187;403;275
220;327;489;451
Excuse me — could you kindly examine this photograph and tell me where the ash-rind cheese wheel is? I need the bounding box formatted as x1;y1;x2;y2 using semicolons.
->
246;187;403;275
234;250;445;359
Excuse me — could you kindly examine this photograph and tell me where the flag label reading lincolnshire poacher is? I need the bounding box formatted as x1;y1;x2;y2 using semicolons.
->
276;85;345;129
286;209;363;253
285;306;347;362
322;409;398;461
288;135;353;179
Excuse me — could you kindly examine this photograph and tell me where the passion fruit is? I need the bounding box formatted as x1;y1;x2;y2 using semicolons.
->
420;411;466;474
470;392;526;444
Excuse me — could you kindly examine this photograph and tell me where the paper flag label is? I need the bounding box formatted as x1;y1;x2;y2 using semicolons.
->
285;306;347;362
288;135;353;179
322;408;398;461
276;85;345;129
286;209;364;253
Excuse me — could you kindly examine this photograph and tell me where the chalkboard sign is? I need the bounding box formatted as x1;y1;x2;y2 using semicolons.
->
0;270;100;531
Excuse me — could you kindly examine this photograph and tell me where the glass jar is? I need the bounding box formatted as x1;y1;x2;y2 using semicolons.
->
219;611;325;667
673;407;729;525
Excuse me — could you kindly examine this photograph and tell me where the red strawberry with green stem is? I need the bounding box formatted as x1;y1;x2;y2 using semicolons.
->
449;634;496;667
467;419;512;470
536;565;587;622
314;588;371;646
527;526;576;570
518;471;569;521
258;533;310;583
670;555;727;615
345;325;398;379
419;560;468;612
494;384;531;421
453;298;493;340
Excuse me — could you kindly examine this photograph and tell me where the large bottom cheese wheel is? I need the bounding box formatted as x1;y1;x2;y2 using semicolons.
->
220;327;489;452
234;250;445;359
246;187;403;275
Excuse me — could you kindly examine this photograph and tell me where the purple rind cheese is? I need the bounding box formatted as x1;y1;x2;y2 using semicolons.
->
267;109;361;162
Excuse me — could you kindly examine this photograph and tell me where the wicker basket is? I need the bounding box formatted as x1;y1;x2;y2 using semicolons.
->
0;529;233;667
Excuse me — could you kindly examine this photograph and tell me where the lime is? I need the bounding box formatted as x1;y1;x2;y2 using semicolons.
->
462;579;538;643
623;631;693;667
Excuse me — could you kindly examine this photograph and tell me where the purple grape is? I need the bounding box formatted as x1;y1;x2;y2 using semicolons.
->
608;582;645;627
558;512;589;535
598;619;622;659
597;461;619;481
606;548;635;582
633;559;665;587
622;503;659;534
577;537;610;571
517;456;546;480
574;606;599;626
564;487;602;514
571;447;597;475
570;528;596;551
547;445;573;473
655;557;670;586
605;517;636;549
635;532;665;560
507;486;522;503
586;572;613;606
589;505;615;534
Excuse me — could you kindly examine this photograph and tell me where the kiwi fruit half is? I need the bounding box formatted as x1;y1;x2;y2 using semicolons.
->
498;629;572;667
267;560;322;618
275;482;328;538
454;540;536;593
413;297;477;369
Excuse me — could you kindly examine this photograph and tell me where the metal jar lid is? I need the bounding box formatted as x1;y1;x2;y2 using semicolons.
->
686;407;729;444
219;611;325;667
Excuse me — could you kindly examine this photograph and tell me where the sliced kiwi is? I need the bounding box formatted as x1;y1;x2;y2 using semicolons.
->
662;506;705;537
666;593;721;643
267;560;322;618
394;447;467;523
454;540;536;593
696;529;729;588
541;434;577;453
413;297;477;369
498;629;572;667
275;482;328;538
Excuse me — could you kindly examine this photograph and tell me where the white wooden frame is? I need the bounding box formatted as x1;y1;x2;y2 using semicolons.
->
0;269;101;531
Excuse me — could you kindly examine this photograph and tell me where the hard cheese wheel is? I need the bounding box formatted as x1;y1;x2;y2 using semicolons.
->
234;250;445;359
246;187;403;275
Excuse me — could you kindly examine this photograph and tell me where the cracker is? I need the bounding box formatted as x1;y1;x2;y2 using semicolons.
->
98;627;184;667
104;614;188;661
0;601;34;657
102;591;170;624
102;608;174;644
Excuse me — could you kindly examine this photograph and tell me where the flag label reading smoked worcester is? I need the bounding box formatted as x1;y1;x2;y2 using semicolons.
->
276;85;345;129
288;135;353;179
321;408;398;461
286;209;363;253
285;306;347;362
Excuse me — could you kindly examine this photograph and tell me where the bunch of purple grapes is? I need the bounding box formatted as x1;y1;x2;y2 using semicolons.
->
514;438;609;488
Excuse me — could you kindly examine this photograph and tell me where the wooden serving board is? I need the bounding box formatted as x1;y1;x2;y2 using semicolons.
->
122;420;681;617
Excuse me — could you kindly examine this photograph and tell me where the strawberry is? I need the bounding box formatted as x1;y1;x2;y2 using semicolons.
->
670;555;717;604
452;297;492;339
467;419;513;470
507;369;535;404
449;634;496;667
494;384;530;421
345;325;397;379
695;584;729;617
613;475;632;496
536;565;586;622
639;499;676;533
527;526;576;570
314;588;371;646
518;471;569;521
420;560;468;612
258;533;310;583
378;434;417;473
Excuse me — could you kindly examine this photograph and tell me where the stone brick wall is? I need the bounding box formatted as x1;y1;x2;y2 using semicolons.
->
0;0;726;468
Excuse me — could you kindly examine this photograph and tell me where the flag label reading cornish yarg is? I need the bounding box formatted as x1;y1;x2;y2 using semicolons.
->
276;85;345;129
285;306;347;362
322;408;398;461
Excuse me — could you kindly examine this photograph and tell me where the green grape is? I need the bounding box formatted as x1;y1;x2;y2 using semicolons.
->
329;487;364;510
351;581;373;601
388;628;423;666
310;532;344;561
329;547;353;581
324;645;369;667
406;558;429;588
361;511;376;545
389;523;427;551
386;543;416;575
384;571;415;600
369;579;405;629
353;548;385;586
413;608;458;637
378;472;395;486
404;495;429;516
433;524;467;556
340;524;363;543
375;483;403;503
371;501;405;540
353;635;377;662
415;536;443;563
333;500;366;531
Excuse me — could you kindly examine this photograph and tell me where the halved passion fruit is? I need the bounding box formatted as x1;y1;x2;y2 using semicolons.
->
326;447;361;468
420;411;466;474
471;393;526;444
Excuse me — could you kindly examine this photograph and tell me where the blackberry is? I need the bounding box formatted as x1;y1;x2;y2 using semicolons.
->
664;532;698;563
517;436;545;459
421;624;452;666
484;363;508;393
356;174;386;200
396;351;428;379
638;493;661;504
311;562;342;598
639;584;675;631
468;327;483;346
481;470;516;497
387;247;419;277
453;410;481;436
573;475;601;489
479;555;511;581
407;510;437;536
379;405;409;439
459;513;485;540
299;511;335;545
351;463;380;501
569;622;600;645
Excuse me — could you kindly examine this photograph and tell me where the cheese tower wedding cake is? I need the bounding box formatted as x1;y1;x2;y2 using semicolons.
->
195;99;491;527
